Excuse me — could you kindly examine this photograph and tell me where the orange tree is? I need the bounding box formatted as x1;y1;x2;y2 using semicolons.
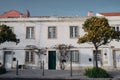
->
0;24;19;44
78;17;115;68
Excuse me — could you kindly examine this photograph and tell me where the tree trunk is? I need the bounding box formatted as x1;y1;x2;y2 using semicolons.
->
95;48;98;68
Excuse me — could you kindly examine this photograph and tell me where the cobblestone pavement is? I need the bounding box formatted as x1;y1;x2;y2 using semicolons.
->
108;70;120;80
0;69;119;80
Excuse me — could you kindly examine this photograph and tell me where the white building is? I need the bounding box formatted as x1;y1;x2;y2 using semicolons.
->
0;10;120;70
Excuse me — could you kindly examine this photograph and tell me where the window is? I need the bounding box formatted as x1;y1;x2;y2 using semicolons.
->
93;50;101;61
48;27;56;38
70;50;79;62
25;51;34;63
112;27;115;31
70;26;78;38
117;27;119;31
112;26;120;39
26;27;34;39
113;26;119;31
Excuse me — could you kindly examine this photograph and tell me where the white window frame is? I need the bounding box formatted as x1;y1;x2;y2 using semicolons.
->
70;26;78;38
93;50;101;61
70;50;79;62
25;51;34;63
113;26;119;31
48;26;56;39
26;27;34;39
113;26;120;39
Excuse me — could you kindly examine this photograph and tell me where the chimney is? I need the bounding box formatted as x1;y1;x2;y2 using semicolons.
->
26;9;30;17
19;13;23;18
88;11;93;16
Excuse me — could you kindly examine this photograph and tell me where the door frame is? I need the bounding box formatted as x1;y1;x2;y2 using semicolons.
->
48;51;56;70
113;50;120;68
3;50;13;69
113;50;116;68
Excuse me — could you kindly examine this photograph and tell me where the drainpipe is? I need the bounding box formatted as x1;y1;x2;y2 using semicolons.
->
70;52;72;77
16;60;18;75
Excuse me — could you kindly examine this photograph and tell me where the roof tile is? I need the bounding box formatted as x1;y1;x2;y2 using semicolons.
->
100;12;120;16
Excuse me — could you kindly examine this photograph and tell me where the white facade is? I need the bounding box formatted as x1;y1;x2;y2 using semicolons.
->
0;16;120;70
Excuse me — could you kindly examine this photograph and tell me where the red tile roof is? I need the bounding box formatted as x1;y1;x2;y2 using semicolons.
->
0;10;30;18
99;12;120;16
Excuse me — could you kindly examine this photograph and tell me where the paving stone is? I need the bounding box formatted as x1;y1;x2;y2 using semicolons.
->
0;69;118;80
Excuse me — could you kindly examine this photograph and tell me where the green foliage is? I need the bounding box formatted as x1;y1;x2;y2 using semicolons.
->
0;66;6;74
78;17;116;68
0;24;19;44
78;17;115;48
84;67;112;78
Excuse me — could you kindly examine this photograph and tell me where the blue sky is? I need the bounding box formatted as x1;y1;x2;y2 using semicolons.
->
0;0;120;16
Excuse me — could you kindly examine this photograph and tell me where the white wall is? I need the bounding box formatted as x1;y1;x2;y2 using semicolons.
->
0;16;120;69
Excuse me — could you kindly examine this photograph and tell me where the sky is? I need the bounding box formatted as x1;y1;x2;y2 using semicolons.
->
0;0;120;16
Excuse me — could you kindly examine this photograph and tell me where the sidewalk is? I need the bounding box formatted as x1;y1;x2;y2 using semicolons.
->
0;69;116;80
